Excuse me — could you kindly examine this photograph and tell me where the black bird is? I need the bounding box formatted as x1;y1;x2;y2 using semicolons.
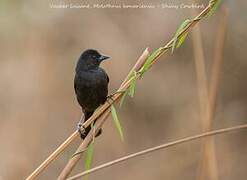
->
74;49;110;139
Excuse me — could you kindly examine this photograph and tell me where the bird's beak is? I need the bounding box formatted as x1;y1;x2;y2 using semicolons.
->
99;55;110;61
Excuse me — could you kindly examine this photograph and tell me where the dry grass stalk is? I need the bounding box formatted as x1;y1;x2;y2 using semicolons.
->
67;124;247;180
26;132;78;180
58;110;111;180
196;7;228;180
191;5;219;180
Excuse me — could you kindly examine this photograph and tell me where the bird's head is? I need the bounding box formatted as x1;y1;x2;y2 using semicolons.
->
76;49;110;71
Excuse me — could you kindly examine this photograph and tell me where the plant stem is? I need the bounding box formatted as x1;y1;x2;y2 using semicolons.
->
197;6;228;180
67;124;247;180
26;131;78;180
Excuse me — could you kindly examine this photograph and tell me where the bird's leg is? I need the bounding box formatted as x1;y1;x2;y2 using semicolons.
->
77;114;102;139
106;94;114;101
77;114;87;139
106;95;114;105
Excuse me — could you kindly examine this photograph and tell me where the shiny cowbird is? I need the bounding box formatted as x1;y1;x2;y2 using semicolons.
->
74;49;109;139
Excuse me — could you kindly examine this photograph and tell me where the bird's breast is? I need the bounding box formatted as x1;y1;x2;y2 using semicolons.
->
74;69;108;111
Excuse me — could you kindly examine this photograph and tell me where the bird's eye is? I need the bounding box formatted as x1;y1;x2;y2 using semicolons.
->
92;55;97;59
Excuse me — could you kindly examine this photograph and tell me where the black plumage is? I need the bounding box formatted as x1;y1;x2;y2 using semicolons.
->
74;49;109;139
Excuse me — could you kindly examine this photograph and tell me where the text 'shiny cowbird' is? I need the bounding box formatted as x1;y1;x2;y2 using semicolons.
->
74;49;110;139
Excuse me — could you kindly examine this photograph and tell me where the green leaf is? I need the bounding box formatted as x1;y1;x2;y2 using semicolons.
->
207;0;223;17
120;90;128;107
171;39;177;53
111;105;124;141
128;71;137;98
140;47;162;76
176;32;189;48
85;141;94;171
84;123;95;179
128;80;136;98
172;19;191;52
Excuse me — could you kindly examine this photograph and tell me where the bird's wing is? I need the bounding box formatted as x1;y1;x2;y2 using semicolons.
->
100;68;109;83
74;75;79;94
106;73;109;83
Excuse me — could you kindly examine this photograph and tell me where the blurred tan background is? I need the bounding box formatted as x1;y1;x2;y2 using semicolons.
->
0;0;246;179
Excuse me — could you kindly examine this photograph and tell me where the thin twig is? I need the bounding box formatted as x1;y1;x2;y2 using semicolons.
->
121;47;150;88
67;124;247;180
148;1;212;68
58;110;111;180
26;132;78;180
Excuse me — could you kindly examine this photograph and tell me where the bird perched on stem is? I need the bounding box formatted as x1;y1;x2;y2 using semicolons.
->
74;49;110;139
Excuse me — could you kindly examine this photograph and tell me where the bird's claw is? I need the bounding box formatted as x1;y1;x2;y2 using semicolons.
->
107;90;126;102
77;122;86;139
106;94;115;104
107;94;114;100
